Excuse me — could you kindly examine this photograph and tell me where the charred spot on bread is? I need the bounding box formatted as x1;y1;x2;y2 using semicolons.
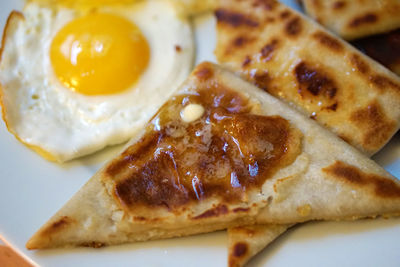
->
348;13;378;28
312;31;344;52
226;36;256;55
194;63;214;81
285;17;302;37
324;102;338;111
242;55;252;67
41;216;74;236
350;101;396;151
233;242;248;257
369;75;400;92
323;161;400;198
294;61;337;99
250;70;272;92
332;1;346;10
233;36;252;47
260;39;279;61
106;131;161;177
215;9;259;28
280;10;291;19
350;53;370;74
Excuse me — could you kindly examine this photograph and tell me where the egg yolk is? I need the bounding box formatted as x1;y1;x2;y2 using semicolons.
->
50;13;149;95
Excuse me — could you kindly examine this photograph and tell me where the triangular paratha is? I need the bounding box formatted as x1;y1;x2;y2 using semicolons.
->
27;63;400;252
215;0;400;265
215;0;400;156
299;0;400;40
299;0;400;76
227;224;292;267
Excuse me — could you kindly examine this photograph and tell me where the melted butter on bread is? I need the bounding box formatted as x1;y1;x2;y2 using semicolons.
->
104;82;302;214
180;104;205;123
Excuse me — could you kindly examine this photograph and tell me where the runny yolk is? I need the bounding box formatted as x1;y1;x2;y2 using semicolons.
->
50;13;150;95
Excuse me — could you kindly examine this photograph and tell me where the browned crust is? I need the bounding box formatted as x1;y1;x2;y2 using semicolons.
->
369;75;400;92
194;64;214;81
26;216;77;249
349;53;369;74
233;242;248;257
294;61;337;99
349;100;397;151
323;161;400;198
228;241;249;267
215;9;259;28
102;62;303;217
40;216;75;236
260;39;279;61
215;0;400;155
332;1;346;10
312;31;344;52
348;13;378;28
285;16;302;37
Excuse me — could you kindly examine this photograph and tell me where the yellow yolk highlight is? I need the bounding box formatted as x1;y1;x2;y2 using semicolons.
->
50;13;149;95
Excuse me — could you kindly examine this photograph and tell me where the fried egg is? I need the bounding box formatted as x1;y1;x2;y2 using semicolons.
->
0;0;194;162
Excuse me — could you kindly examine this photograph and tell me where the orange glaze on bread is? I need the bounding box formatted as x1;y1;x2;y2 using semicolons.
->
105;82;302;212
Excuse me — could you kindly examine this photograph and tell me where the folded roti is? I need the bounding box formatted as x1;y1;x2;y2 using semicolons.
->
216;0;400;156
300;0;400;76
228;224;292;267
27;62;400;251
215;0;400;264
299;0;400;40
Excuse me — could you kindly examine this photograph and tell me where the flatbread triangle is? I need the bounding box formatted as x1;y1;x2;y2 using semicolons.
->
27;63;400;258
227;224;292;267
215;0;400;156
299;0;400;40
215;0;400;265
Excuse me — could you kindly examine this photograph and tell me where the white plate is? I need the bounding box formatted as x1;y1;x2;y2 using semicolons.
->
0;1;399;267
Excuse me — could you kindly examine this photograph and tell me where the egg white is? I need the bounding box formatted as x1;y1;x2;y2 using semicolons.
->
0;0;194;162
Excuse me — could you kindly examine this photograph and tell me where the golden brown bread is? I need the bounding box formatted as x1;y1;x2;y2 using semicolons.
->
227;224;292;267
215;1;400;265
299;0;400;76
215;0;400;156
299;0;400;40
27;63;400;252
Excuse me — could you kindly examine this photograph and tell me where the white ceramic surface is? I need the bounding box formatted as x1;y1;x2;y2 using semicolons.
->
0;1;399;266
